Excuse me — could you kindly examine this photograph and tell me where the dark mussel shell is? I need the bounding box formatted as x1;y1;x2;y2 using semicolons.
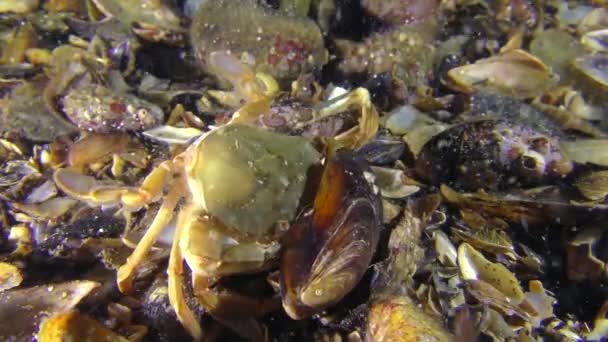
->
415;120;573;191
280;149;382;319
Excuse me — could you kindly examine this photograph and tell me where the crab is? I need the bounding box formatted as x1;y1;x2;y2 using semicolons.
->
53;52;382;340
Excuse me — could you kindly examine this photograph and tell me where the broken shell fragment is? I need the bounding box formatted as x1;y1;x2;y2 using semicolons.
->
366;296;452;342
575;170;608;201
0;0;39;13
37;312;129;342
451;226;514;255
0;280;99;340
562;139;608;166
458;243;524;303
567;226;605;282
447;49;558;99
573;54;608;89
371;166;420;199
142;125;203;145
434;230;457;267
582;29;608;52
0;262;23;292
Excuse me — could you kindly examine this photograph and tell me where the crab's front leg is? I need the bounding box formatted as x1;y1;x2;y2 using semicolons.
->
167;204;204;340
117;177;183;292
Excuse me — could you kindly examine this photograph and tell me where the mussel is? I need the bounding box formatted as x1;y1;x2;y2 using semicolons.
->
280;149;382;319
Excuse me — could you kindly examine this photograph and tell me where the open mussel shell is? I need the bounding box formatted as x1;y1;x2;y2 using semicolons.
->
280;150;382;319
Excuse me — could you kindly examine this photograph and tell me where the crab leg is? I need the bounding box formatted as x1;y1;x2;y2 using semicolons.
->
168;205;204;340
117;178;183;293
53;160;174;211
313;88;379;150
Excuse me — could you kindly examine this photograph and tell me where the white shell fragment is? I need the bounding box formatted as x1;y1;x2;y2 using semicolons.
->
582;29;608;52
370;166;420;199
142;125;203;144
573;54;608;87
434;231;457;267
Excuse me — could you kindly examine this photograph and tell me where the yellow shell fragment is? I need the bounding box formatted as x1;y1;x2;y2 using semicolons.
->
447;49;558;99
37;312;129;342
366;296;452;342
458;243;524;303
0;280;99;340
562;139;608;166
0;262;22;292
575;170;608;201
0;0;39;14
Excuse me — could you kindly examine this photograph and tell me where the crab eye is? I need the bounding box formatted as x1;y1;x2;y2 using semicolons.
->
136;108;149;120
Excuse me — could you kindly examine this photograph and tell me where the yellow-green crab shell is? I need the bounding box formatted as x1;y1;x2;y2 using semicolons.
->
185;123;320;237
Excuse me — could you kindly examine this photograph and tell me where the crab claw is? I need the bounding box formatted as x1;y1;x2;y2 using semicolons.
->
280;149;382;319
207;51;279;123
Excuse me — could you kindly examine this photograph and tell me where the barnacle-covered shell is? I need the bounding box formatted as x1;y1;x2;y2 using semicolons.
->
280;150;381;319
415;120;573;190
60;83;164;132
191;0;326;82
335;25;436;88
1;81;77;142
361;0;440;25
